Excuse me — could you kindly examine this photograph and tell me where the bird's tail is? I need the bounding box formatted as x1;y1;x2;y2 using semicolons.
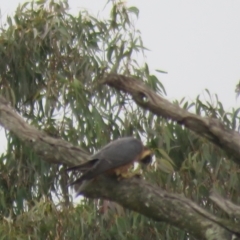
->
68;174;93;195
74;180;93;196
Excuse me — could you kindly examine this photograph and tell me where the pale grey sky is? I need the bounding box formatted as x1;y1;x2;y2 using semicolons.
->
73;0;240;109
1;0;240;152
2;0;240;108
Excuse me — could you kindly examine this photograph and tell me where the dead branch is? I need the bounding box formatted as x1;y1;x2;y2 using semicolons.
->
210;190;240;219
103;74;240;165
0;96;89;166
82;176;240;240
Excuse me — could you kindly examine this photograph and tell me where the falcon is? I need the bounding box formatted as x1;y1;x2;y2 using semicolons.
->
67;137;152;193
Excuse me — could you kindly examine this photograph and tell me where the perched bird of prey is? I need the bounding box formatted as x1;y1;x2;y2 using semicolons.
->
67;137;152;194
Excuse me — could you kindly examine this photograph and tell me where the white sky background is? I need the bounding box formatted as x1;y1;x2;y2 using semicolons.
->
1;0;240;152
70;0;240;109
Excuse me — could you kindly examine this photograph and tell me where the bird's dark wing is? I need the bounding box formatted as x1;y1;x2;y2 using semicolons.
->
70;137;143;185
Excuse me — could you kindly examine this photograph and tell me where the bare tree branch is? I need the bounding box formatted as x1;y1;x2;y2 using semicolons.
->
82;176;240;240
103;74;240;165
0;96;89;166
210;190;240;219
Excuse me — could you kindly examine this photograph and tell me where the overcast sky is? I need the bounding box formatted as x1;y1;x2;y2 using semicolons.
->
70;0;240;110
2;0;240;107
1;0;240;151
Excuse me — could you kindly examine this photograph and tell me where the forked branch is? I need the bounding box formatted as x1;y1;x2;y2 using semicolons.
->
103;74;240;165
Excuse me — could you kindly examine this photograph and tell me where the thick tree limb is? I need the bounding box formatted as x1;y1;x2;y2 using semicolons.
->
103;74;240;165
82;176;240;240
0;95;239;239
210;190;240;219
0;96;89;166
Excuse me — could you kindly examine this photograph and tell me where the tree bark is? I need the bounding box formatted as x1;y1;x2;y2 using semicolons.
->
210;190;240;219
103;74;240;165
83;176;240;240
0;96;89;166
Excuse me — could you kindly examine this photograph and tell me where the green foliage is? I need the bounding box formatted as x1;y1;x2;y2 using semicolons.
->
0;0;239;239
0;198;188;240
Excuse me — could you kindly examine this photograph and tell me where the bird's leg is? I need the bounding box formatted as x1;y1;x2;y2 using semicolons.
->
118;172;141;179
131;166;143;178
116;168;142;180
